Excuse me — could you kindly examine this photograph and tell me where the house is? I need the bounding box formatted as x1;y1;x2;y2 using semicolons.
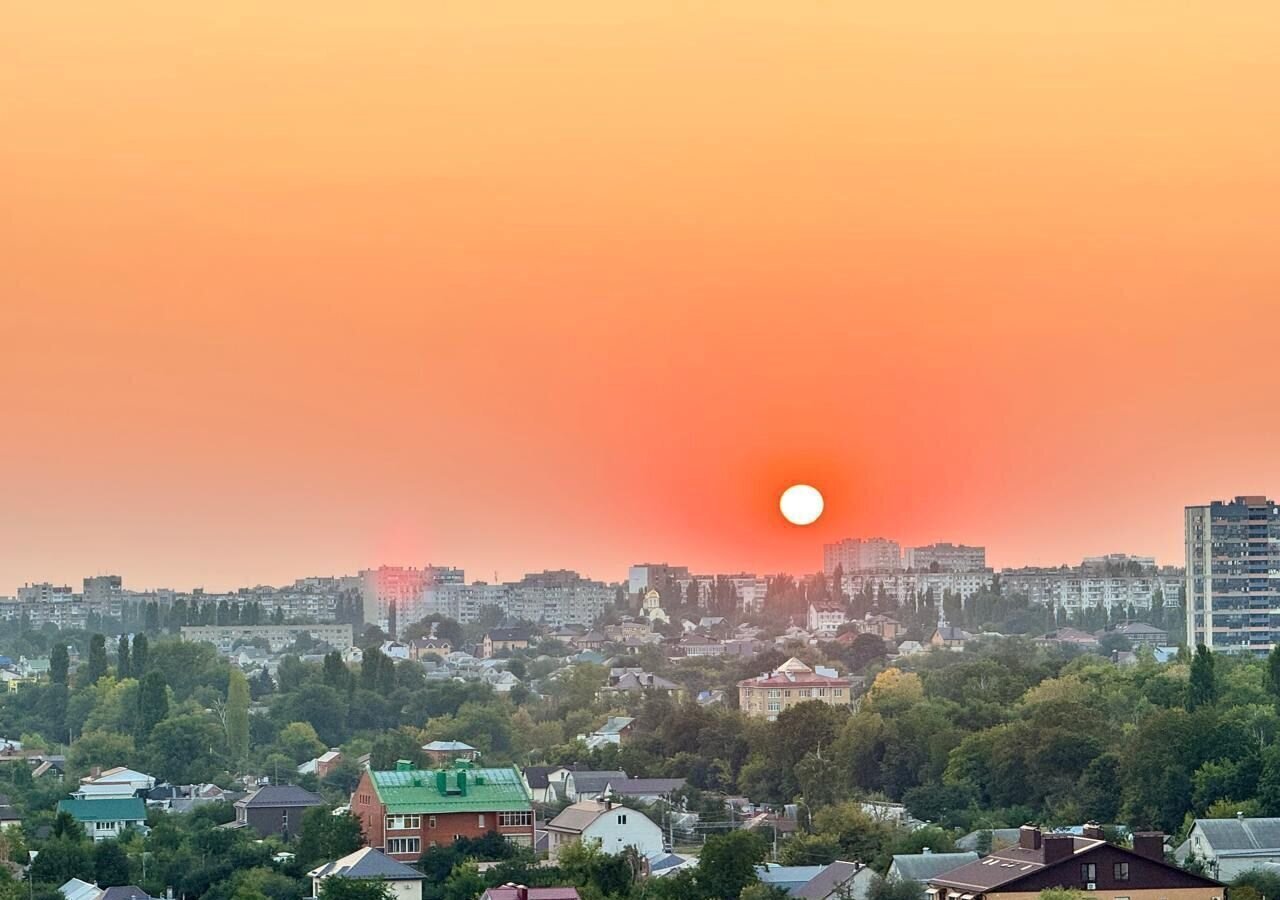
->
233;784;324;839
928;825;1221;900
1115;622;1169;648
380;641;410;660
145;783;231;813
677;635;724;657
858;615;904;641
601;670;680;699
481;629;531;659
737;657;854;720
298;749;343;778
792;861;876;900
807;601;847;637
544;800;664;862
308;847;427;900
98;888;152;900
422;741;480;768
1177;816;1280;880
56;797;147;841
521;766;574;805
351;761;536;860
757;862;876;899
480;888;580;900
928;626;971;651
1034;628;1100;651
574;632;607;651
409;639;452;661
599;778;686;805
562;771;628;803
58;879;101;900
889;851;979;884
579;717;636;749
76;767;156;799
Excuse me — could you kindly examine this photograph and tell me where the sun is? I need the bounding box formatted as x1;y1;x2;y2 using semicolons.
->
780;484;824;526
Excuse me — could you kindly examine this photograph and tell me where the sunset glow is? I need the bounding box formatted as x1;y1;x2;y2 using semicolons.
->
5;2;1280;589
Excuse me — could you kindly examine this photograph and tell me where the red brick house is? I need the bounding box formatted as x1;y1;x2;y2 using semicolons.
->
352;761;535;860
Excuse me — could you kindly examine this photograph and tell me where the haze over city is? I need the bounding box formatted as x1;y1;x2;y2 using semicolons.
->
6;2;1280;591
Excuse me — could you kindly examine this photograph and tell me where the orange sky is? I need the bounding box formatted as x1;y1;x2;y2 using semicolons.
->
4;1;1280;592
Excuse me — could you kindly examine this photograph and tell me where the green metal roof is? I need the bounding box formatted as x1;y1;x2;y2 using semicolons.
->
370;765;532;814
57;798;147;822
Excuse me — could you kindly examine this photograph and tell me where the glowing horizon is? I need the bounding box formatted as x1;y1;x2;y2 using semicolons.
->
4;2;1280;591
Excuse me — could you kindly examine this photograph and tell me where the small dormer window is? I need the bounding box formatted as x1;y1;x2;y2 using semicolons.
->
618;814;627;825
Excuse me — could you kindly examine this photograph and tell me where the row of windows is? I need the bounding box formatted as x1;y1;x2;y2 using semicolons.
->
1079;862;1128;882
386;812;532;832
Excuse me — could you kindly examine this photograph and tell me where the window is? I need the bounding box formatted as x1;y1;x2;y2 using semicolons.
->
618;814;627;825
1081;864;1097;883
428;816;437;828
505;834;532;847
386;815;421;831
499;811;533;827
478;814;486;828
1114;863;1129;882
386;837;420;855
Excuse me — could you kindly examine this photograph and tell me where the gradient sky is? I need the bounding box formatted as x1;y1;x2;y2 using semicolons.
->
4;2;1280;592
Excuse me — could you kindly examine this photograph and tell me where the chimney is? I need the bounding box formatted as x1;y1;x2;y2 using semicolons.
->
395;759;412;772
1019;825;1043;851
1083;822;1105;840
1238;811;1245;820
1042;833;1074;864
1132;832;1164;861
922;847;931;855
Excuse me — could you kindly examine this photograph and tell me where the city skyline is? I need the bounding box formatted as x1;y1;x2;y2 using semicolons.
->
7;3;1280;593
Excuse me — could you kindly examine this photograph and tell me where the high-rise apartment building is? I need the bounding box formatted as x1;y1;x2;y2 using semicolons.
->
360;566;465;633
903;543;987;572
823;538;901;577
627;564;690;596
1186;496;1280;655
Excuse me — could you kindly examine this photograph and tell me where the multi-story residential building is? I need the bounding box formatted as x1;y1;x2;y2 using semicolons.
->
823;538;902;577
351;761;536;860
844;570;994;606
737;657;853;720
903;543;986;572
422;581;507;625
17;583;75;604
1186;495;1280;654
505;571;613;627
806;600;847;637
998;566;1181;616
726;575;769;613
626;564;690;596
360;566;464;633
180;623;354;653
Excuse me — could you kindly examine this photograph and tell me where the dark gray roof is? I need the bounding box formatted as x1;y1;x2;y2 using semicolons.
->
310;848;425;881
239;785;324;808
99;886;152;900
568;771;627;794
605;778;686;796
890;852;979;883
523;765;571;789
1194;818;1280;853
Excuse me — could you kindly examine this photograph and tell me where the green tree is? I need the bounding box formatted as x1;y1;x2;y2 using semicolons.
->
30;836;92;884
137;671;169;739
116;635;131;680
318;879;393;900
276;722;326;764
93;840;131;886
51;643;69;685
1188;645;1217;711
226;669;251;764
69;730;136;774
296;808;363;869
441;862;485;900
84;634;108;686
131;634;149;675
696;830;766;899
867;877;924;900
